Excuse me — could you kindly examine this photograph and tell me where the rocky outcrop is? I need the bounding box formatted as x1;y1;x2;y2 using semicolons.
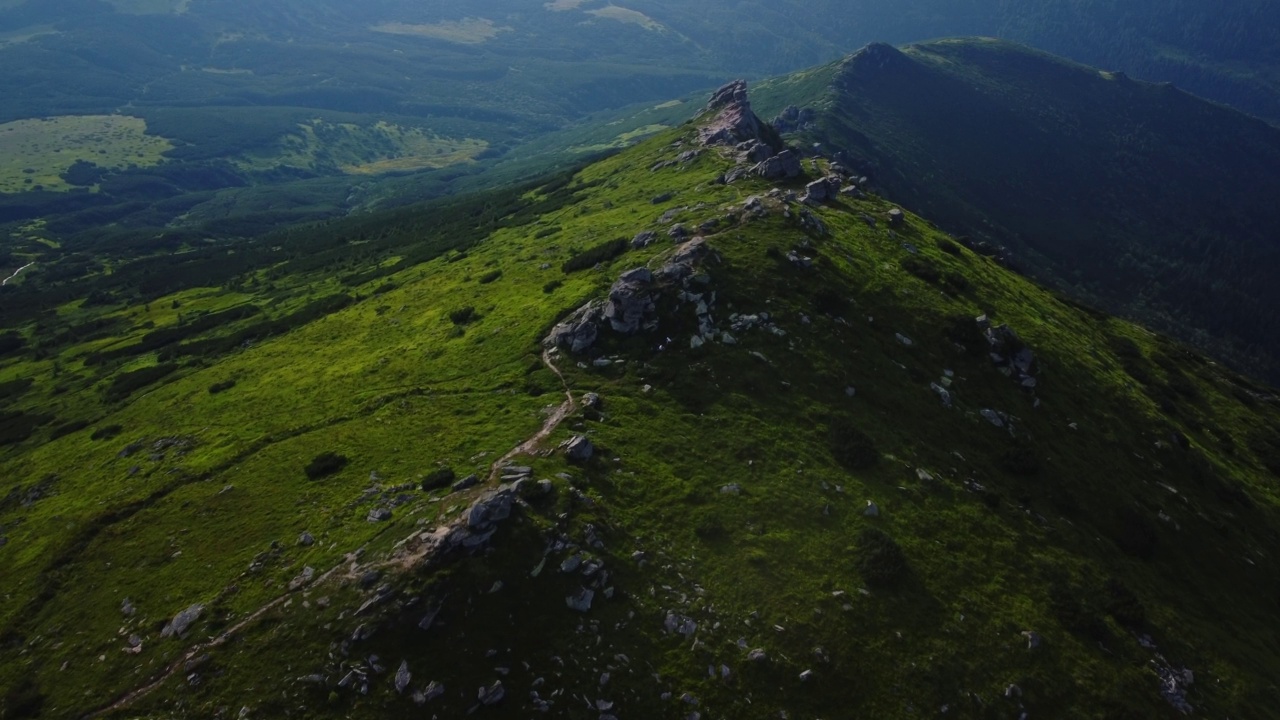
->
772;105;817;133
546;240;718;354
604;268;657;334
754;149;803;180
802;176;841;204
546;300;604;354
699;80;770;148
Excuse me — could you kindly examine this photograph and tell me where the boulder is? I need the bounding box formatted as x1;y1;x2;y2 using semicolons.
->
632;230;657;249
546;300;604;354
566;587;595;612
747;648;768;663
297;531;315;547
161;603;205;639
802;176;840;204
395;661;411;694
479;680;506;706
887;208;905;226
367;508;392;523
753;150;803;180
562;435;595;462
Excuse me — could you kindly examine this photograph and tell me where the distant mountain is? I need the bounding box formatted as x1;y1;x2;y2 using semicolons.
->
1;0;1279;252
1;79;1278;719
750;38;1280;382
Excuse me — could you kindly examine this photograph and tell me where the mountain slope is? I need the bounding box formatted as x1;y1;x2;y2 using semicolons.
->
1;83;1279;719
3;0;1280;258
751;38;1280;383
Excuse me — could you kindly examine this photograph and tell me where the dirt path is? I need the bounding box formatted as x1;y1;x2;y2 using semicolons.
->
88;347;576;718
2;261;34;286
488;348;576;482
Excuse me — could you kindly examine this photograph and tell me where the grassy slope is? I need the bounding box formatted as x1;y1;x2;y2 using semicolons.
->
1;105;1279;718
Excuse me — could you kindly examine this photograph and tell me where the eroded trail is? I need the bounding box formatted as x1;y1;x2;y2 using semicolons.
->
2;262;34;286
89;348;576;718
488;348;576;482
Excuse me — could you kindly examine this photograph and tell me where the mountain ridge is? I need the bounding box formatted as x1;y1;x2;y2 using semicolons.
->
1;79;1278;718
751;37;1280;383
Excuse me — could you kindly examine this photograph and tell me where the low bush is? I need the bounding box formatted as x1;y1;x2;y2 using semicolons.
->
90;424;123;441
449;307;477;325
421;467;456;491
304;452;348;480
829;418;879;470
562;238;627;273
855;528;908;587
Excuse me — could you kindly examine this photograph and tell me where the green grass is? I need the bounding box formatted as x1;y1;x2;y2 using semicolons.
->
1;102;1278;719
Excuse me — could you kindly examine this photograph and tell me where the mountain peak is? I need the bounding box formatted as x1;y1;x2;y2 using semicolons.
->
698;79;775;148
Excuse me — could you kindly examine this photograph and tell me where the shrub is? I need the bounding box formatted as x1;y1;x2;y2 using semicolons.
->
936;238;964;256
542;280;563;294
562;238;627;273
449;306;477;325
91;424;123;441
421;467;456;491
105;363;178;402
208;380;237;394
829;419;879;470
855;528;907;587
49;420;90;440
304;452;348;480
478;270;502;284
1110;506;1158;559
999;442;1040;476
534;226;561;239
1105;578;1147;629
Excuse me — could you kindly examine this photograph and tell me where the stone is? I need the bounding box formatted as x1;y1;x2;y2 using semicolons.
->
560;554;583;573
395;661;411;694
664;613;698;636
864;501;880;517
288;566;316;592
632;231;657;249
802;176;840;204
748;648;768;663
930;383;953;408
297;531;315;547
799;669;815;681
566;587;595;613
546;300;604;354
604;269;657;335
478;680;505;706
720;484;742;495
422;681;445;702
975;314;991;331
895;333;914;347
562;435;595;462
980;409;1005;428
451;474;480;492
161;604;205;639
887;208;904;226
1021;630;1043;649
121;598;137;617
753;150;803;181
367;508;392;523
582;392;602;409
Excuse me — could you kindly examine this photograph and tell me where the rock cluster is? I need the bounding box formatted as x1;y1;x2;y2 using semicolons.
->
771;105;817;134
547;240;718;355
977;315;1040;389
